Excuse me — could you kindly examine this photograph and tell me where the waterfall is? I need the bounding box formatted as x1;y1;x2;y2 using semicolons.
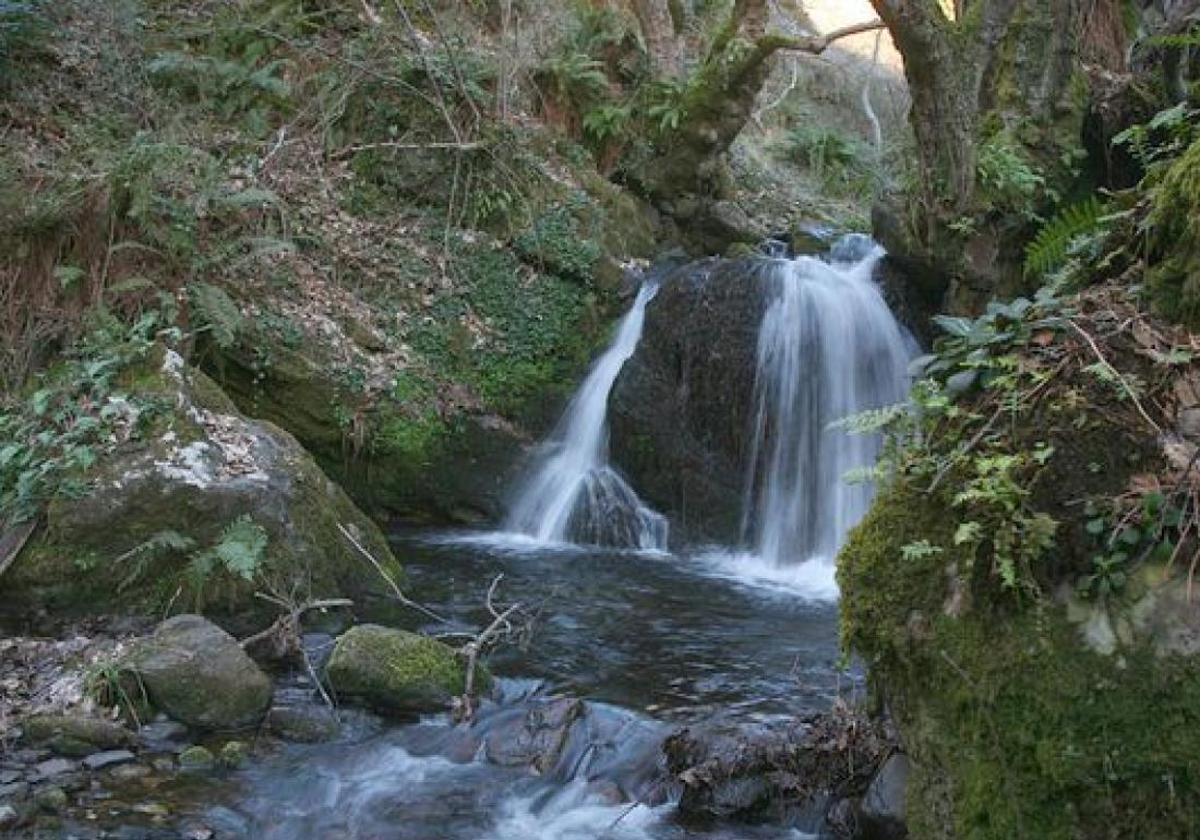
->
504;283;668;550
740;237;912;570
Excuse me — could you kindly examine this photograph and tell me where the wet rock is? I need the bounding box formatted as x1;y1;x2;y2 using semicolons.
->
31;757;77;781
133;801;170;817
0;780;28;801
484;696;585;773
137;719;188;751
106;763;152;783
149;755;176;773
121;615;271;730
325;625;487;715
178;746;215;770
856;753;909;840
264;704;340;743
0;770;19;785
82;750;136;771
23;715;135;753
0;804;18;830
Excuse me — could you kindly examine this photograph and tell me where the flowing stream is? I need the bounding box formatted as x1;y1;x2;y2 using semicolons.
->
73;241;913;840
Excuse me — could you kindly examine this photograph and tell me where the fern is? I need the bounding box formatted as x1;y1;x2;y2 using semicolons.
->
189;515;268;585
1023;196;1107;278
115;530;196;593
831;403;907;435
189;282;243;349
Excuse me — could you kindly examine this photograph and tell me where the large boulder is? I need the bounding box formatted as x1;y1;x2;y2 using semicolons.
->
120;615;272;730
324;624;488;715
609;258;772;543
5;346;403;621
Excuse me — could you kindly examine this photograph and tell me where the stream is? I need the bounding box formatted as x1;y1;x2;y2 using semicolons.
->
123;533;850;840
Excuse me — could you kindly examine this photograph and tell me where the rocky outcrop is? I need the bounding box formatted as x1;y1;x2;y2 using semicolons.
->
324;624;487;715
609;258;772;543
5;346;403;620
119;615;272;730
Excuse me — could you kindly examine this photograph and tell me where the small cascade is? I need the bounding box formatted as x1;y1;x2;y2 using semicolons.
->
504;283;668;550
741;237;912;571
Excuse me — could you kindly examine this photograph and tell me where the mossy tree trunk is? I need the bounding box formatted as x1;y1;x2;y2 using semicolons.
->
629;0;686;79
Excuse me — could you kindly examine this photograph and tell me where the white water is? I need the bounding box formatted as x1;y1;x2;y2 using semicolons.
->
504;283;668;551
740;238;912;580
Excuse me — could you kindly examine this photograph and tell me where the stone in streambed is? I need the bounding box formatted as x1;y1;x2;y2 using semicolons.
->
324;625;488;715
178;746;215;770
82;750;136;771
120;615;271;730
23;715;135;757
264;705;340;743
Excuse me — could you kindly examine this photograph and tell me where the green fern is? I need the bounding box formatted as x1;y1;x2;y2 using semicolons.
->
189;515;268;585
1023;196;1107;278
189;282;244;349
115;530;196;593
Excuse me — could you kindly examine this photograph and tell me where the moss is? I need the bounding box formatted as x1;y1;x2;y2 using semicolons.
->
1146;137;1200;330
325;624;490;715
840;479;1200;840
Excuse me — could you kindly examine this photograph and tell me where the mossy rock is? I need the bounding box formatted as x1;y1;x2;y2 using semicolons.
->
121;615;272;731
325;624;490;715
3;346;403;623
839;481;1200;840
22;715;135;754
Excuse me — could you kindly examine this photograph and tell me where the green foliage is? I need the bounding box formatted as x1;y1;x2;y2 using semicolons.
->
785;124;872;195
976;131;1049;221
1023;196;1108;278
513;199;602;282
189;514;269;587
582;103;632;145
147;51;292;126
0;0;49;81
537;51;608;104
0;314;163;525
645;77;689;133
114;530;197;593
189;282;244;350
844;291;1072;595
1112;103;1197;170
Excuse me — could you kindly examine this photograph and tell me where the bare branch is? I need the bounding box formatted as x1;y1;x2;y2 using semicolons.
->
337;523;449;624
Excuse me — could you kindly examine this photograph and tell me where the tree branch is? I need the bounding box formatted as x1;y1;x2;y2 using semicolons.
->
759;19;888;58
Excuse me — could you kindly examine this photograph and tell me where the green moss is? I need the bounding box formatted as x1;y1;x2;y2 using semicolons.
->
840;480;1200;840
325;624;490;714
1146;137;1200;330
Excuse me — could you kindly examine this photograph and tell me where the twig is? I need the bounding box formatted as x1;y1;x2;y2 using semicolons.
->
1069;319;1164;434
239;596;353;649
337;523;449;624
330;140;485;160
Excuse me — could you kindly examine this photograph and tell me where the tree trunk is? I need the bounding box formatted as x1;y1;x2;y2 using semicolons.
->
630;0;685;78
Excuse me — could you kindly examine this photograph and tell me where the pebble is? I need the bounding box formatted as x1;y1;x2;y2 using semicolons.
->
32;757;77;780
83;750;137;771
106;763;151;783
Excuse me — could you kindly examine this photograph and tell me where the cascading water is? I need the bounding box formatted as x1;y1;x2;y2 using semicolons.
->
739;236;912;584
504;283;668;550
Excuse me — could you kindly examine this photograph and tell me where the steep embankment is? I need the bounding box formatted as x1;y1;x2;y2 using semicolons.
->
838;129;1200;837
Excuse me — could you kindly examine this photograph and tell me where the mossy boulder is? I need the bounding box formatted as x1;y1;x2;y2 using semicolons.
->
324;624;489;715
839;479;1200;840
22;715;135;757
4;346;403;621
120;615;272;731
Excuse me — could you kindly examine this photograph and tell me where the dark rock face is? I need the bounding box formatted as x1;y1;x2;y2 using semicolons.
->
609;259;773;544
857;753;910;840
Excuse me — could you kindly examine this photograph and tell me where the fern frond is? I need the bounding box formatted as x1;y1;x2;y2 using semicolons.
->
189;282;243;349
1023;196;1107;278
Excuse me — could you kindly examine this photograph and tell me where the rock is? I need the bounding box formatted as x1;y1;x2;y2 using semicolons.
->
82;750;136;771
484;696;585;773
264;705;340;743
106;763;151;783
609;258;773;542
6;348;402;621
122;615;271;730
150;756;176;773
0;781;28;801
0;770;20;785
324;625;487;715
178;746;215;769
23;715;135;753
217;741;249;769
133;801;170;817
857;754;910;840
33;785;67;813
137;720;188;751
31;757;77;781
0;804;18;830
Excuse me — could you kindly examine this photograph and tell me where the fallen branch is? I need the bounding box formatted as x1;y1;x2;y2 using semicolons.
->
337;523;449;624
455;573;529;721
242;592;354;709
1069;319;1164;435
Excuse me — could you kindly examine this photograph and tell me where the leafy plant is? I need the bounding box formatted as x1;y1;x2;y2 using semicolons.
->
1023;196;1109;278
189;515;269;589
976;131;1048;220
645;77;689;133
189;282;244;350
1112;103;1197;170
537;51;608;103
582;103;632;144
